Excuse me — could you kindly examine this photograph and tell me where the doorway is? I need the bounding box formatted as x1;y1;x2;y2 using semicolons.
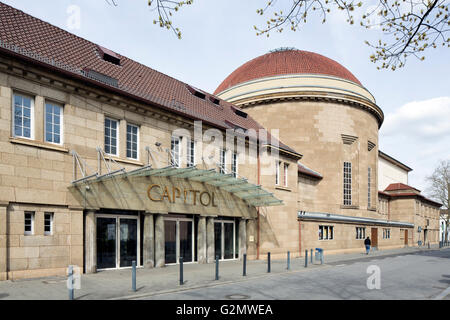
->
96;214;140;270
404;229;408;245
214;220;238;260
371;228;378;248
164;216;195;264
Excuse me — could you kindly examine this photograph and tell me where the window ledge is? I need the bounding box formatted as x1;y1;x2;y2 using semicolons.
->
275;186;292;192
10;137;69;153
368;207;377;211
340;205;359;209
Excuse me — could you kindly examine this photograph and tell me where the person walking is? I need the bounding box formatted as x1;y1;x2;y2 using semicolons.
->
364;237;371;255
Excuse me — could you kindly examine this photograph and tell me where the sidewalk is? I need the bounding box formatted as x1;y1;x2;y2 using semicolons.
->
0;245;446;300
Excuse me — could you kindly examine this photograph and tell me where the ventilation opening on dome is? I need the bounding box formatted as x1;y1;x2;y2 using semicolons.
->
98;45;121;66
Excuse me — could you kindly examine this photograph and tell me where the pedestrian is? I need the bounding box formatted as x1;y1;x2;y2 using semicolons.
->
364;236;371;255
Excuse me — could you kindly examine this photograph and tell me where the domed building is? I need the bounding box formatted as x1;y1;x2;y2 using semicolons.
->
215;48;440;255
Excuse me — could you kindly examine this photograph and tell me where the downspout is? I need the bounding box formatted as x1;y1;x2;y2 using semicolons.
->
256;152;261;260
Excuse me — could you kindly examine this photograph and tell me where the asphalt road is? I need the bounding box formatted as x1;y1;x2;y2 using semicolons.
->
138;249;450;300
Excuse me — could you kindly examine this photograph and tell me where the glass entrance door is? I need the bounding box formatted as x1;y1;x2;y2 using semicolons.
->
96;214;140;270
164;217;194;265
214;220;237;260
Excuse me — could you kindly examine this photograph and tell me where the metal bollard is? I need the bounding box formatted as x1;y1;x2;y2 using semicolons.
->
179;257;184;285
267;252;271;273
132;260;136;292
320;250;324;265
310;249;313;264
305;250;308;268
287;251;290;270
243;254;247;276
215;255;219;280
68;265;74;300
428;242;430;249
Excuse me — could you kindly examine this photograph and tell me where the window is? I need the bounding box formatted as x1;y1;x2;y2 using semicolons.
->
45;101;63;144
44;212;53;236
219;148;226;174
126;124;139;159
13;93;34;139
283;163;289;187
356;227;366;239
105;118;118;155
343;162;352;205
231;152;238;178
170;136;180;167
275;161;281;185
187;139;195;167
24;211;34;235
367;167;372;208
383;228;391;239
319;225;334;240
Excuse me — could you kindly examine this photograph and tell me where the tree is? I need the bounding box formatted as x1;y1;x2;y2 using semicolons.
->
137;0;450;70
426;160;449;242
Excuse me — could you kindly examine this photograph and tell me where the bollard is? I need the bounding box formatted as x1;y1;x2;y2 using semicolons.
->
310;249;313;264
179;257;184;285
132;260;136;292
320;250;324;265
287;251;291;270
68;265;74;300
215;255;219;280
243;254;247;276
428;242;430;249
305;250;308;268
267;252;271;273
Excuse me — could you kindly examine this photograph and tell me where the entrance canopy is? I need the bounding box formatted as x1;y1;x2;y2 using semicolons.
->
71;165;282;209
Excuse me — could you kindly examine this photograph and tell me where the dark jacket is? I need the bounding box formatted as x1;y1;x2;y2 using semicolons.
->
364;238;371;246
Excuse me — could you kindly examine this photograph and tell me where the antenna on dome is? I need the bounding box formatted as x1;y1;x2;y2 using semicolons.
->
269;47;298;53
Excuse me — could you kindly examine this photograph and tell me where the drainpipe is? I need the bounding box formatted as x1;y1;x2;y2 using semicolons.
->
256;152;261;260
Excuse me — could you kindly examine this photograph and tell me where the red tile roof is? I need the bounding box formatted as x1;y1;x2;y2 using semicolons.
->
0;2;300;157
384;183;421;193
214;49;362;95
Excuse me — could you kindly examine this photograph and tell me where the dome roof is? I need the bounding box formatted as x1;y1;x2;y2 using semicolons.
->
214;49;362;95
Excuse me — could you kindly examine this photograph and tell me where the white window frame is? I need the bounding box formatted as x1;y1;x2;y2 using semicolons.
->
283;163;289;187
170;136;181;167
12;92;35;140
231;152;238;178
44;101;63;145
343;162;352;205
105;117;119;156
24;211;35;236
319;225;334;240
356;227;366;239
275;161;281;185
44;212;54;236
219;148;227;174
126;123;139;160
187;139;196;167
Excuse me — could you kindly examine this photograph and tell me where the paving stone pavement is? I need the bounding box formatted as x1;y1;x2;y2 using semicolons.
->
0;245;446;300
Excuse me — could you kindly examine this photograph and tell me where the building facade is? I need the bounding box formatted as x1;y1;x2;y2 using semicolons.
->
0;3;442;280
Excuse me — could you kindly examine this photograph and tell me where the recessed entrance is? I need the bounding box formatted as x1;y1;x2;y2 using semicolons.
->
214;220;238;260
164;216;194;264
96;214;140;270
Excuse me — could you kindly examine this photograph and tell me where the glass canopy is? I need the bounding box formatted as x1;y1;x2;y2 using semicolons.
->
72;166;282;207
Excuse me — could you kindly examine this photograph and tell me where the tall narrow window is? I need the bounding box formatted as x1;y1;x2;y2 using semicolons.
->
13;93;33;139
45;101;63;144
126;124;139;159
44;212;53;236
276;161;281;185
283;163;289;187
105;118;118;155
231;152;238;178
24;211;34;235
170;136;180;167
343;162;352;205
367;167;372;208
219;148;227;174
187;139;195;167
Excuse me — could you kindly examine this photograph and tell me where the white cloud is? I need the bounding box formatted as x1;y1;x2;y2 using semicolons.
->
380;97;450;193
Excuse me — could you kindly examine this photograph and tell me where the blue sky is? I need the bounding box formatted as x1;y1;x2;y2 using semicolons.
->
3;0;449;195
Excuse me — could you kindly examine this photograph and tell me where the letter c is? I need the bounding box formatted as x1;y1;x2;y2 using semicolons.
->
147;184;162;201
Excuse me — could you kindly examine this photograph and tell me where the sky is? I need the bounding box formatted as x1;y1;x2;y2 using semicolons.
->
3;0;449;195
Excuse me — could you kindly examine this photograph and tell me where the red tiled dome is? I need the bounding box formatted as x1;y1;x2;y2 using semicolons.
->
214;49;362;94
